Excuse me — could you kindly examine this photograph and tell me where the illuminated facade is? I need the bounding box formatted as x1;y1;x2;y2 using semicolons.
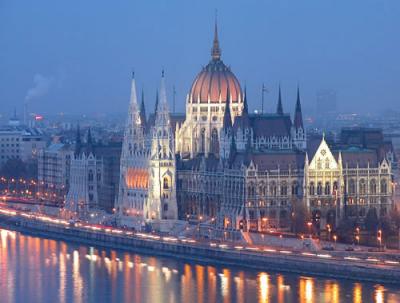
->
115;22;395;233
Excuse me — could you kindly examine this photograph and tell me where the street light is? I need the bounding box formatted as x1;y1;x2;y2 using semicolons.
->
377;229;382;250
326;224;331;241
307;221;312;238
333;234;337;248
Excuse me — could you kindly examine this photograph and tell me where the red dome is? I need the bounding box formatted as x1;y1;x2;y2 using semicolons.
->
189;59;242;104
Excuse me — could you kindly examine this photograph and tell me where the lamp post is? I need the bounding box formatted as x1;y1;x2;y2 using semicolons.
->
333;234;337;248
307;221;313;238
326;224;331;241
377;229;382;250
355;227;360;246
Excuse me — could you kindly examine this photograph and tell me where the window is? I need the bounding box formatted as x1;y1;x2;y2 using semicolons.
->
381;179;387;194
309;182;315;195
88;171;94;182
370;179;377;194
325;158;330;169
163;177;169;189
292;181;299;196
349;179;356;194
280;182;288;196
324;182;330;195
200;128;206;153
163;203;168;212
359;179;366;195
317;182;323;195
210;128;219;155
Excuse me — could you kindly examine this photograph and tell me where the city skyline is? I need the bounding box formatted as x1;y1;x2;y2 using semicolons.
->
1;0;400;117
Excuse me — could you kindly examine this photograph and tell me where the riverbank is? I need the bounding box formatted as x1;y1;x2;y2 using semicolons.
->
0;208;400;285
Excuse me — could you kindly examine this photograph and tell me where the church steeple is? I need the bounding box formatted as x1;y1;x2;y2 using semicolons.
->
211;17;221;60
277;85;284;115
294;86;304;129
154;90;159;115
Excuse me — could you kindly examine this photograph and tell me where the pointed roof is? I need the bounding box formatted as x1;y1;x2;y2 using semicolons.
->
277;85;283;115
154;90;159;114
294;86;304;129
86;128;95;155
155;71;170;127
140;89;147;129
223;86;232;130
241;86;251;127
211;17;221;60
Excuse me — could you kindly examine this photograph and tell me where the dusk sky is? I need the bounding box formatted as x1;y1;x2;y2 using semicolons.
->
1;0;399;117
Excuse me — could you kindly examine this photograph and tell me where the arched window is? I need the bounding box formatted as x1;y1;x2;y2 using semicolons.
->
292;181;299;196
333;181;338;194
309;182;315;195
349;179;356;194
325;182;330;195
381;179;387;194
317;182;323;195
317;159;322;169
359;179;366;195
88;170;94;182
270;182;277;197
370;179;377;194
200;128;206;153
163;177;169;189
280;182;288;196
325;158;330;169
210;128;219;155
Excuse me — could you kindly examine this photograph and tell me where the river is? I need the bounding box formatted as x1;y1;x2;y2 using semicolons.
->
0;228;399;303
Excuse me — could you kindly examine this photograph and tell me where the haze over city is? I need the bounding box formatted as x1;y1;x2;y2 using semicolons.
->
1;0;399;116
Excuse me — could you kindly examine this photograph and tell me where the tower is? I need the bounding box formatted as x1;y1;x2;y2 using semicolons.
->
292;86;306;150
116;73;150;227
145;72;178;220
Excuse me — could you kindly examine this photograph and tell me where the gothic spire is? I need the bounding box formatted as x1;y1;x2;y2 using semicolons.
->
241;86;250;128
154;90;159;115
294;86;304;129
277;85;284;115
140;89;147;130
86;128;95;155
223;86;232;130
155;71;170;127
211;16;221;60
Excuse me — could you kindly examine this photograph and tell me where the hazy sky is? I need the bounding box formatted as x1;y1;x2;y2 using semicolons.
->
1;0;399;118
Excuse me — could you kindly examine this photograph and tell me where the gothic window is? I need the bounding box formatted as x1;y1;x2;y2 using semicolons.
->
270;182;277;197
359;179;366;195
333;181;338;194
210;128;219;155
88;170;94;182
309;182;315;195
317;159;322;169
163;177;169;189
200;128;206;153
317;182;323;195
325;158;330;169
280;182;288;196
324;182;330;195
349;179;356;194
381;179;387;194
163;203;168;212
370;179;377;194
292;181;299;196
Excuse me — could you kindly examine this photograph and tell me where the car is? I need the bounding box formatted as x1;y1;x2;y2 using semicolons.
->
322;245;335;251
345;246;354;251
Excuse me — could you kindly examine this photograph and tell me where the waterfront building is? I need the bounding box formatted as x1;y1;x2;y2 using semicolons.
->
65;128;121;217
37;143;73;202
115;22;395;234
0;125;46;168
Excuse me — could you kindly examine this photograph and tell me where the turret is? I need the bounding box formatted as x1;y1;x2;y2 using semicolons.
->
277;85;284;115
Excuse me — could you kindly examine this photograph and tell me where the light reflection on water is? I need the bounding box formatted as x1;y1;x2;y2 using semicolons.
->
0;229;399;303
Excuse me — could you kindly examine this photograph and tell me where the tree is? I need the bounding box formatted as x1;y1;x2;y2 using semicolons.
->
291;201;310;234
365;208;379;232
0;159;27;179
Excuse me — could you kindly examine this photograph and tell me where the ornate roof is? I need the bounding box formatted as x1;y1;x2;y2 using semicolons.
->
188;22;242;104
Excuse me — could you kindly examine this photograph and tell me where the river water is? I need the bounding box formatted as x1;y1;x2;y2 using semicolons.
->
0;228;399;303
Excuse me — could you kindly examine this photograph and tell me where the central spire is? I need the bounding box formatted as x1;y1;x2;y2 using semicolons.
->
211;16;221;60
